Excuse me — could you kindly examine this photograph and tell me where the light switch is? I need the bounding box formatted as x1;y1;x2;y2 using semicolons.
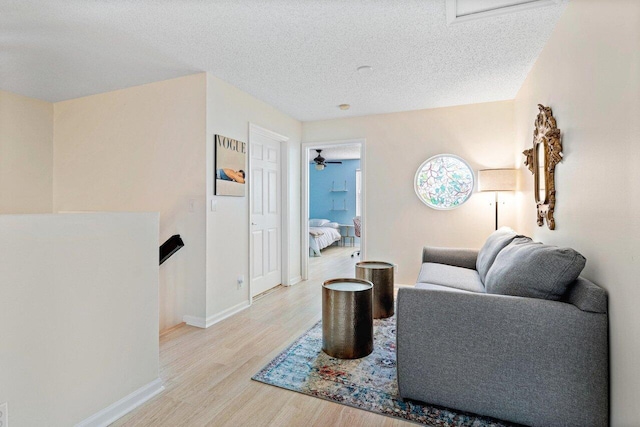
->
210;199;217;212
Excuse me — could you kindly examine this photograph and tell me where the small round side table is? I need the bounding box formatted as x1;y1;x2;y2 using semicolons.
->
322;278;373;359
355;261;395;319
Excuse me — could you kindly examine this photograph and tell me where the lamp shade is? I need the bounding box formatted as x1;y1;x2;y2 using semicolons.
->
478;169;517;192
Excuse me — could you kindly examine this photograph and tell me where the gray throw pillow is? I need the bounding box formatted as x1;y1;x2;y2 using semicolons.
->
485;237;587;301
476;227;519;283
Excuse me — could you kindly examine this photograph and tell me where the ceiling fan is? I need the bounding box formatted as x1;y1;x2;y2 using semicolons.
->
313;149;342;170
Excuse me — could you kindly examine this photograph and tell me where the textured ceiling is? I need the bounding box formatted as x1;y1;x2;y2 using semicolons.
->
0;0;567;121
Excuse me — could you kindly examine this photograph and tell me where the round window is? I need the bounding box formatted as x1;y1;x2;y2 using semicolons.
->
414;154;475;210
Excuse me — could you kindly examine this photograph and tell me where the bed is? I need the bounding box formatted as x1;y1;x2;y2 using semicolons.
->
309;219;341;256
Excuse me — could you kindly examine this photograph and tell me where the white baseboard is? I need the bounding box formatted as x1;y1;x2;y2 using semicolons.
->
182;315;207;328
288;276;303;286
204;300;250;327
75;378;164;427
183;300;250;329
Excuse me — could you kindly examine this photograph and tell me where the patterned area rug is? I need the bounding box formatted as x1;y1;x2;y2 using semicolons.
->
252;316;516;426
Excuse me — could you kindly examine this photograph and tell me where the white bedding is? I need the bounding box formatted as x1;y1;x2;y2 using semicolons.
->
309;226;341;256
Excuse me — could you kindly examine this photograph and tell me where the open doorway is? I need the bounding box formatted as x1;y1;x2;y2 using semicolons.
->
301;139;365;281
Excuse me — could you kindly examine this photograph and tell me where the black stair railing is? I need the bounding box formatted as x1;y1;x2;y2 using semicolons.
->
159;235;184;265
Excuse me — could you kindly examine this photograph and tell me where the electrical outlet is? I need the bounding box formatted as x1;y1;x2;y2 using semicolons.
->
0;402;8;427
237;275;244;289
188;199;196;212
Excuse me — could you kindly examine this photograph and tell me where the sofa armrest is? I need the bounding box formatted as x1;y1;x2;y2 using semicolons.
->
421;246;478;269
396;287;608;427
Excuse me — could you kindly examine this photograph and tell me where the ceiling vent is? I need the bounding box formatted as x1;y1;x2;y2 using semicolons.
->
446;0;561;25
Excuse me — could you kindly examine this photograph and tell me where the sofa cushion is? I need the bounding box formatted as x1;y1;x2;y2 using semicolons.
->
417;263;485;293
414;282;474;293
485;237;587;301
476;227;519;283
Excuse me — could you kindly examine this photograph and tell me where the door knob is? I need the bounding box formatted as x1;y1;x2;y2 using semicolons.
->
251;222;257;225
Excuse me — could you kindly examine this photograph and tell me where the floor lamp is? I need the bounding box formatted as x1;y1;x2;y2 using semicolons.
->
478;169;517;230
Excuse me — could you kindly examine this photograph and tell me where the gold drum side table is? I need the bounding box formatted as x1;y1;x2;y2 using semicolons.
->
322;278;373;359
355;261;395;319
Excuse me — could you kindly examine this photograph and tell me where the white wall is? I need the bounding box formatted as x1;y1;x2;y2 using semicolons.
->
205;74;302;321
302;101;516;284
51;72;303;329
52;74;207;330
0;90;53;213
0;213;160;426
514;1;640;424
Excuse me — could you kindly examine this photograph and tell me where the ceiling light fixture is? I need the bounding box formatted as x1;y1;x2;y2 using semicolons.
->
315;163;325;171
338;104;350;110
357;65;373;73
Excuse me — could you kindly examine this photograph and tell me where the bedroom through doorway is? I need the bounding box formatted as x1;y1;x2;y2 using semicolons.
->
302;140;365;281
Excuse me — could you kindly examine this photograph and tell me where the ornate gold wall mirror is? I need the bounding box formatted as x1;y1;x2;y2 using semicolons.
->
523;104;562;230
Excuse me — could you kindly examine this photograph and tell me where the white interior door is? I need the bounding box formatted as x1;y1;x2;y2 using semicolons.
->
250;133;282;297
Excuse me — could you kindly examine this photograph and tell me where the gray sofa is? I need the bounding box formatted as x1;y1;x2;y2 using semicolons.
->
396;229;609;427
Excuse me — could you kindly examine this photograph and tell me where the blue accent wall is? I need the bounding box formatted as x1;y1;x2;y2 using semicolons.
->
310;159;360;240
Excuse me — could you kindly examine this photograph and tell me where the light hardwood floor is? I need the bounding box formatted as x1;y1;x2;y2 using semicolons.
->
114;245;411;426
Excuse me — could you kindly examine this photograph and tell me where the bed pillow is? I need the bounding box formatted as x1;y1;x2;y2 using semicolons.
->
325;222;340;229
309;219;330;227
485;237;586;301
